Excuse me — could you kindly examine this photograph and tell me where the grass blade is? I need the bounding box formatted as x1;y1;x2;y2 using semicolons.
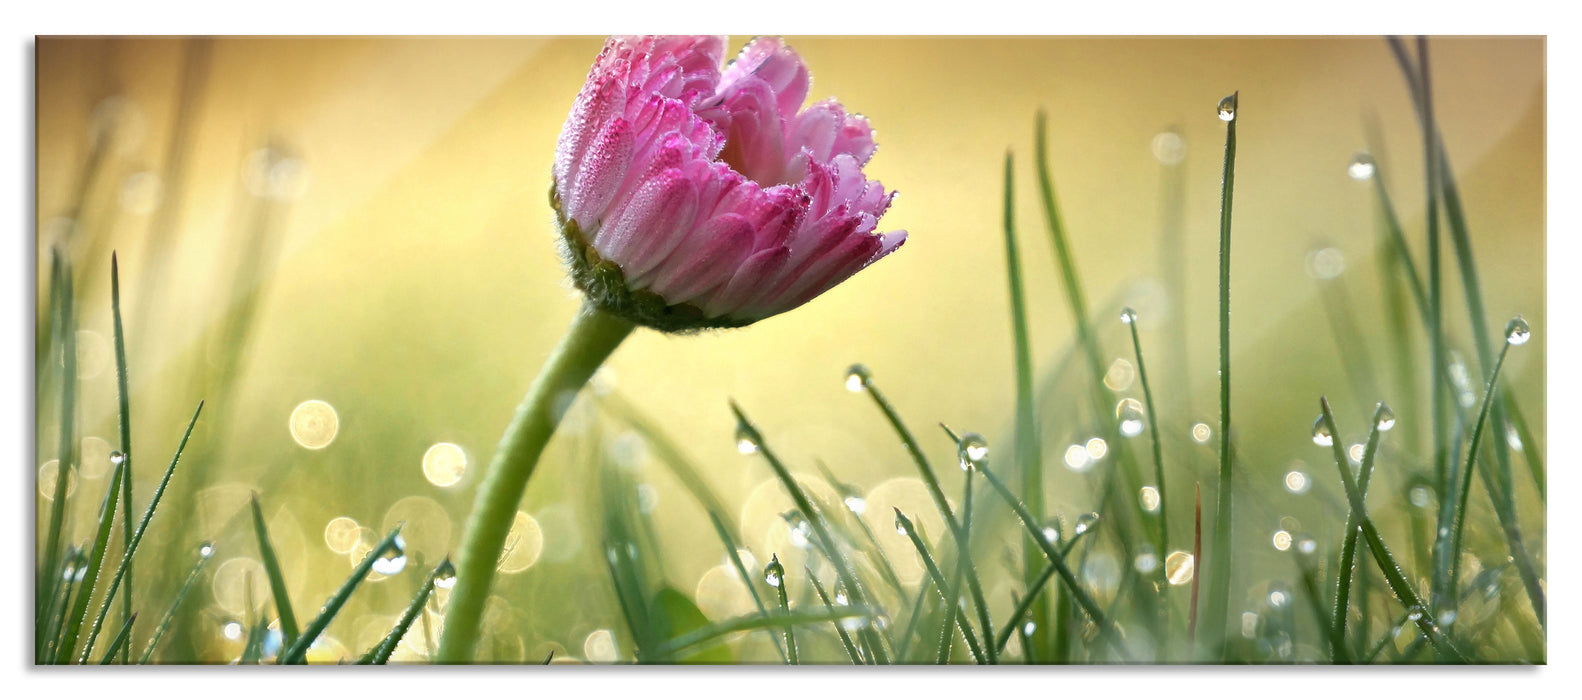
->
806;567;863;664
994;527;1090;653
39;253;76;636
893;509;984;664
1204;90;1240;659
76;401;204;664
705;511;788;662
96;612;136;664
139;542;215;664
110;253;136;662
813;461;907;599
279;523;404;664
250;493;301;646
55;459;124;664
652;607;874;660
766;555;797;664
1123;309;1170;611
1329;402;1391;663
360;558;449;664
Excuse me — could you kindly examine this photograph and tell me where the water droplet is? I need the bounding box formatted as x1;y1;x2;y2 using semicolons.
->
1042;525;1060;544
1376;403;1396;432
1150;132;1185;166
372;534;408;576
783;511;812;549
764;556;784;588
839;615;868;632
1117;398;1146;437
199;542;216;559
1305;247;1346;280
1074;512;1100;536
1139;486;1161;513
1284;470;1310;494
1191;423;1212;444
1406;607;1424;622
957;432;988;471
1120;306;1139;324
1347;152;1376;181
1311;416;1334;447
1505;316;1530;345
843;495;867;516
734;422;759;455
1085;437;1108;461
1297;537;1318;555
1063;444;1091;471
109;451;126;465
844;363;872;392
1216;93;1238;122
1165;551;1195;585
1272;530;1293;551
434;560;458;589
894;510;911;537
834;590;848;606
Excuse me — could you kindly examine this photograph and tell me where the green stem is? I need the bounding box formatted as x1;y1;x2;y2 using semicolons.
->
436;302;635;663
1205;91;1239;660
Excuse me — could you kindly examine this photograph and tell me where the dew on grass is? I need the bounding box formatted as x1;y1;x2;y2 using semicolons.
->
1217;94;1238;122
734;422;759;455
843;495;867;515
1506;316;1531;345
957;432;988;471
893;511;910;537
1347;152;1377;181
1120;306;1139;324
434;560;458;589
372;534;408;576
1165;551;1195;585
1023;620;1037;636
199;541;217;559
1074;512;1100;536
1042;524;1060;544
1311;416;1333;447
764;556;784;587
1117;398;1146;437
1376;403;1397;432
845;363;872;392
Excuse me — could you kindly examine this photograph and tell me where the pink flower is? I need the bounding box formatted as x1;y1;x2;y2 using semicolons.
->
552;35;905;331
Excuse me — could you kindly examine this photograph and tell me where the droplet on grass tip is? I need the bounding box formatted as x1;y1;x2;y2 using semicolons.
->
1311;416;1334;447
845;364;872;392
764;556;784;588
1217;93;1238;122
1376;403;1396;432
957;432;988;471
1347;152;1376;181
199;541;216;559
1117;398;1146;437
843;495;866;516
434;560;458;589
372;534;408;576
1074;512;1100;536
1120;306;1138;325
1506;316;1531;345
734;422;759;455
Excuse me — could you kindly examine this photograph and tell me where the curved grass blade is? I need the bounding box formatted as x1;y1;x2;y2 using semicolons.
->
975;461;1131;661
813;460;907;599
1329;401;1389;664
1317;397;1469;662
894;509;983;664
731;402;889;663
250;493;301;646
1204;90;1240;660
706;511;787;663
139;543;215;664
651;607;873;661
40;547;85;661
279;523;404;664
360;558;448;664
1447;337;1516;605
55;460;124;665
994;521;1091;653
96;612;136;664
39;253;76;633
1124;309;1170;614
76;401;204;664
806;567;863;664
110;253;137;662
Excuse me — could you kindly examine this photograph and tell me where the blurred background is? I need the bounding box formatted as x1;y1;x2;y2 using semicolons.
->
34;36;1543;663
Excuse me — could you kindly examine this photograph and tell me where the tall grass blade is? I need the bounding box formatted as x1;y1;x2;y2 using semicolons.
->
110;253;136;661
250;493;301;646
360;558;448;664
1123;309;1170;615
893;509;984;664
76;401;204;664
279;523;404;664
806;567;863;664
96;612;136;665
39;253;77;633
55;459;124;664
1329;402;1390;664
994;527;1090;653
1204;90;1240;659
705;511;788;662
139;543;215;664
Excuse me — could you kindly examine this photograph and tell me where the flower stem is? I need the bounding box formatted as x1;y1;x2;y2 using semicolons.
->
436;302;635;663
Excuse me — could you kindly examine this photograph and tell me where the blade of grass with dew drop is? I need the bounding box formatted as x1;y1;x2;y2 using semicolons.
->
806;567;863;664
39;254;77;633
706;511;788;663
279;523;404;664
731;402;890;663
239;583;268;665
75;401;204;664
361;558;447;664
1124;309;1170;625
813;460;907;599
1001;151;1049;661
249;493;301;646
1316;398;1469;662
110;253;137;662
975;461;1132;661
600;393;740;539
1204;90;1240;661
652;606;874;660
96;613;136;665
994;526;1091;653
857;384;995;662
55;460;124;665
39;547;83;662
894;509;984;664
1362;608;1416;664
139;543;214;664
1330;402;1389;664
767;556;797;664
1447;337;1515;606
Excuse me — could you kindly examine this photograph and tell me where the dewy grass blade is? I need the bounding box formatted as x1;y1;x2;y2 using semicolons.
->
706;511;788;662
804;567;862;664
280;523;404;664
1001;151;1048;661
994;528;1089;653
731;402;890;663
1316;397;1469;662
976;461;1132;661
1330;402;1390;664
40;253;77;632
76;401;204;664
360;558;449;664
1205;90;1240;660
653;607;873;660
96;612;136;665
1448;327;1524;608
813;460;907;599
767;555;797;665
250;493;301;646
110;253;137;661
40;547;84;662
894;509;983;664
139;542;215;664
1123;308;1170;605
56;459;125;665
